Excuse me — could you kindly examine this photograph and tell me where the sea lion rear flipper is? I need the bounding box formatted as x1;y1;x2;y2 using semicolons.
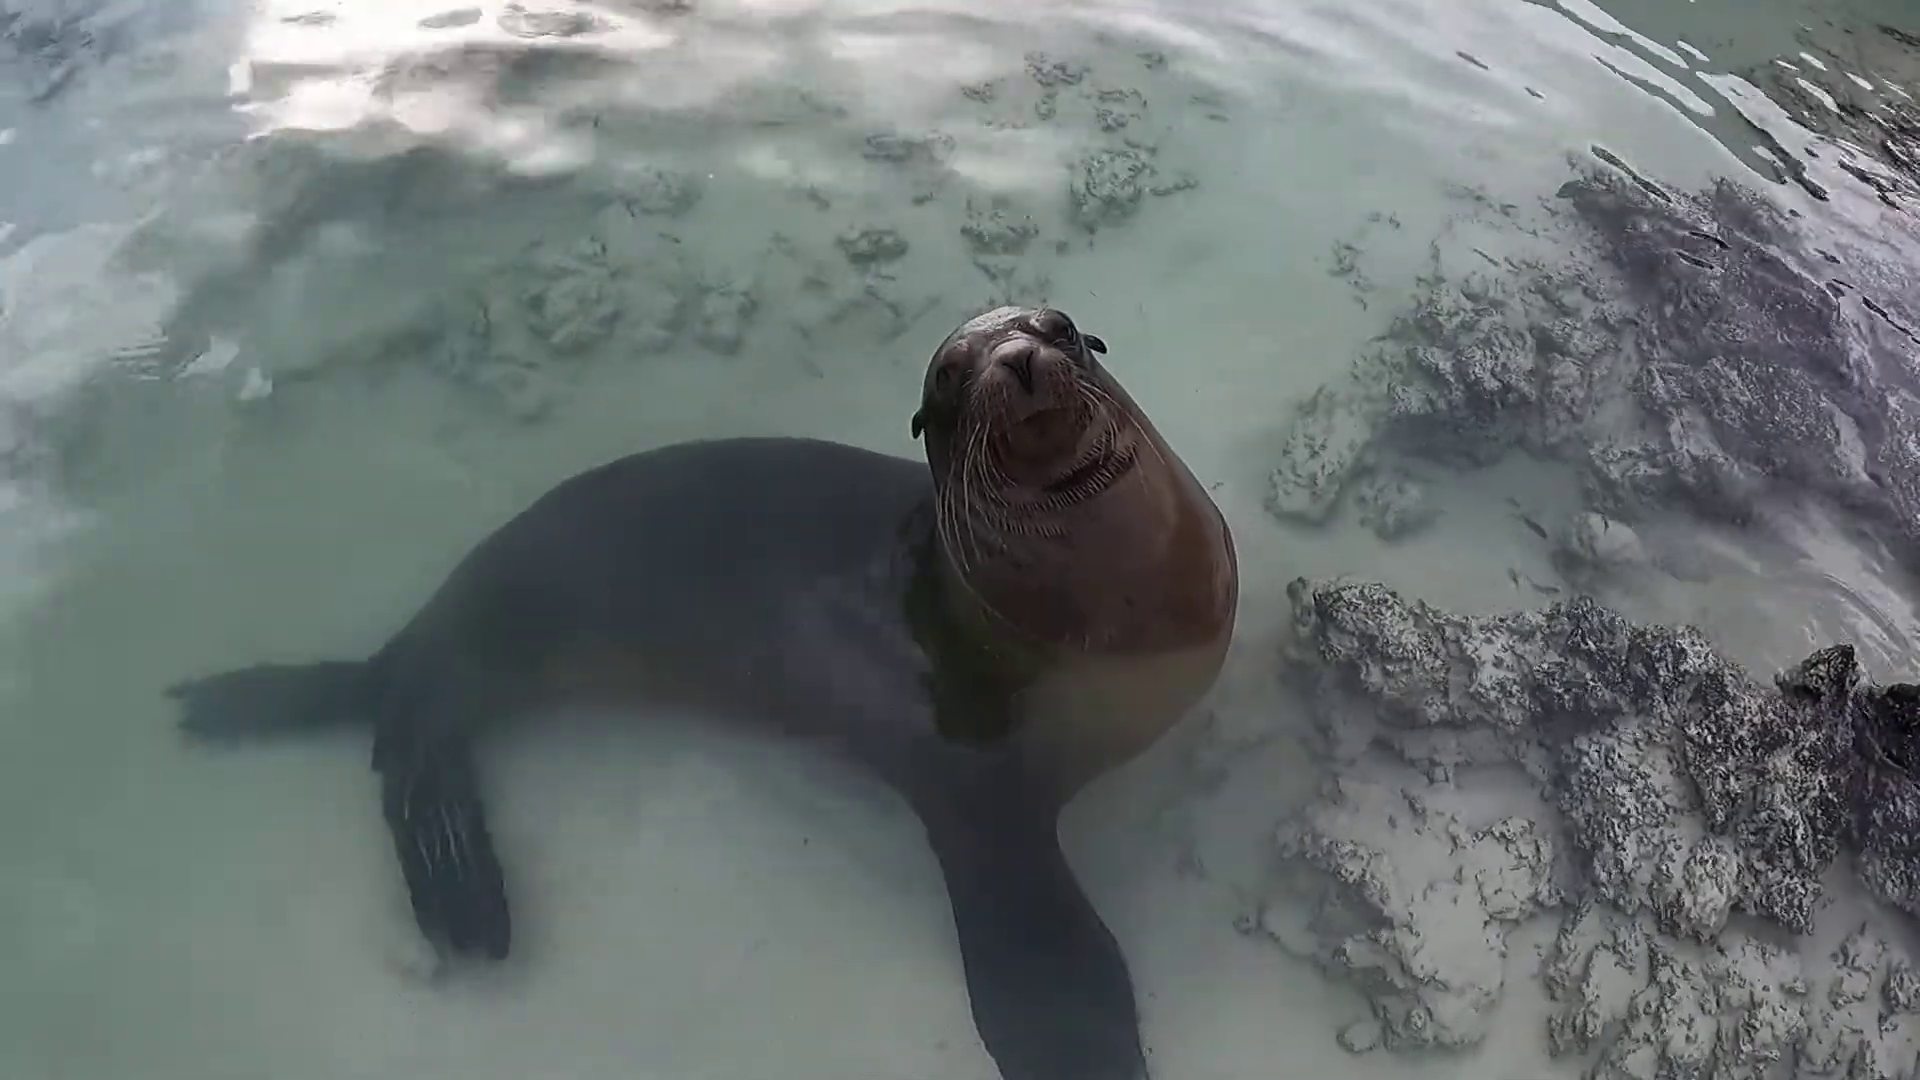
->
917;776;1149;1080
373;720;512;962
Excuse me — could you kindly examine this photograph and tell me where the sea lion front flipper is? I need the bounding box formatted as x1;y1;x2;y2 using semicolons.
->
372;715;512;962
169;660;372;738
917;774;1149;1080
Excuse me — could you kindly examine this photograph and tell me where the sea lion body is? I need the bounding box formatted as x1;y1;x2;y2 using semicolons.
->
389;437;938;770
171;307;1237;1080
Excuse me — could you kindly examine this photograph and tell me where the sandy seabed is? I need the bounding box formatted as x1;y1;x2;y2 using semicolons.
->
6;0;1920;1078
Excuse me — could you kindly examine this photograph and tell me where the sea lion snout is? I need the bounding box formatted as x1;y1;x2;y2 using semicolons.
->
988;338;1037;394
913;307;1103;472
977;334;1082;429
975;353;1088;475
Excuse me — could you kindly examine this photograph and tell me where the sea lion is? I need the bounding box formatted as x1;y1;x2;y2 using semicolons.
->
169;305;1239;1080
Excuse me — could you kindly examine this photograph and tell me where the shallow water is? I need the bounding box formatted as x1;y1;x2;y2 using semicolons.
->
6;0;1920;1077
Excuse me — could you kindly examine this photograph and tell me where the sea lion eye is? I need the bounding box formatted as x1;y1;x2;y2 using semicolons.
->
1031;308;1074;342
933;363;963;396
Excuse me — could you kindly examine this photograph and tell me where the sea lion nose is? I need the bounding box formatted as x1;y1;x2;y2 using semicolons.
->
995;343;1037;394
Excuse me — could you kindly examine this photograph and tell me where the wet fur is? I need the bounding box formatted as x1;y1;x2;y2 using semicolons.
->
918;307;1236;658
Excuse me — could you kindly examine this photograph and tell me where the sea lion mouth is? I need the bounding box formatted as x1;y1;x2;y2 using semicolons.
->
1042;434;1137;498
1015;405;1071;431
994;399;1087;467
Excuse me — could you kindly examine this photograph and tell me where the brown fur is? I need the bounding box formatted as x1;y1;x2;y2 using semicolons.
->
909;306;1240;794
912;306;1237;659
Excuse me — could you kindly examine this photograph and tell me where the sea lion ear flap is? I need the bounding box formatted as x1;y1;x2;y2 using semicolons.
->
911;408;926;439
1083;334;1108;354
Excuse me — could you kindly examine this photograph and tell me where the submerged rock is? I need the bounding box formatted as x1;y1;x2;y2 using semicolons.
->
1541;904;1815;1080
860;131;955;166
835;226;910;268
620;168;705;218
518;238;623;354
1270;576;1920;1066
1265;386;1377;525
1271;774;1563;1048
0;0;135;102
1550;511;1652;586
1267;165;1920;580
961;198;1042;257
1069;145;1157;231
1350;470;1440;542
691;274;757;355
1736;23;1920;207
497;2;607;38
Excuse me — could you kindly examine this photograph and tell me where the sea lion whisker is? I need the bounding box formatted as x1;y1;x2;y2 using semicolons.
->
1082;381;1167;476
959;421;991;563
939;474;973;577
936;409;971;560
952;417;1002;574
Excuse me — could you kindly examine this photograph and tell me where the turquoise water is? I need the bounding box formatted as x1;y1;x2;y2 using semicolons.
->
4;0;1920;1077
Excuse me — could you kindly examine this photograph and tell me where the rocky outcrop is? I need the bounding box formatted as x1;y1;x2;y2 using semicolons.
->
1736;22;1920;208
1266;165;1920;590
1262;576;1920;1072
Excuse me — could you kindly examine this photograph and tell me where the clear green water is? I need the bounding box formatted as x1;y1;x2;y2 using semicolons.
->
2;0;1918;1076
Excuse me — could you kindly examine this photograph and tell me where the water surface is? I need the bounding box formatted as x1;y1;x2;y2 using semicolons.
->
5;0;1920;1077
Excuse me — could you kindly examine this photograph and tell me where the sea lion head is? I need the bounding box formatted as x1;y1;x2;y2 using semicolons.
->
910;306;1235;655
912;306;1114;489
